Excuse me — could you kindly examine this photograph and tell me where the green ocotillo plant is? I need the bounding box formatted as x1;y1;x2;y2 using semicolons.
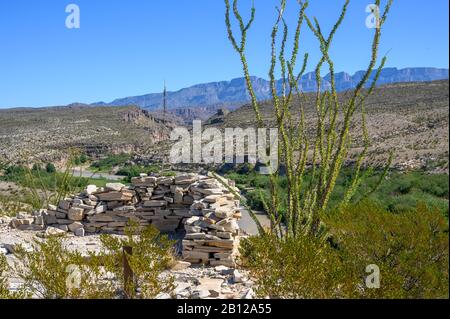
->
14;148;91;210
224;0;394;239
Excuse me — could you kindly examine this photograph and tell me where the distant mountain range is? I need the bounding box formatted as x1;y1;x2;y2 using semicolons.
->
93;67;449;111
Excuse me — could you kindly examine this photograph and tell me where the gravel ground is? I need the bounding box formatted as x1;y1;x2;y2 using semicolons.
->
0;218;256;299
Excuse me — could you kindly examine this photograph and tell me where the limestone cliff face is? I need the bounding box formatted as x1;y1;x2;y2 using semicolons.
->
119;107;156;125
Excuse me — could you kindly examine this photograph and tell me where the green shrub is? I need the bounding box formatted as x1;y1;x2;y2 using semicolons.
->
0;254;30;299
71;154;88;166
116;164;162;182
241;202;449;299
223;172;250;188
9;223;175;299
326;202;449;299
13;236;117;299
240;233;352;298
79;154;88;164
162;171;177;177
99;222;175;299
5;165;26;176
245;190;268;211
1;158;112;210
227;169;449;218
0;194;31;217
90;153;132;172
45;163;56;173
236;163;254;175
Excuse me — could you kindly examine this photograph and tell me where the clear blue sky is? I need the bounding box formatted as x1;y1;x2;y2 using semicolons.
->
0;0;448;108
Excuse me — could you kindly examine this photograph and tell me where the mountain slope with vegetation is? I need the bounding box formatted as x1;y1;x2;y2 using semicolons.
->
93;67;448;112
206;80;449;170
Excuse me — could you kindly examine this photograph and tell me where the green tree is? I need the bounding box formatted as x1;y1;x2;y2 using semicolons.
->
31;163;42;172
45;163;56;173
79;154;88;164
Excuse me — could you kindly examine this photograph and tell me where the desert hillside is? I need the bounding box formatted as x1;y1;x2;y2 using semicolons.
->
205;80;449;170
0;80;448;172
0;105;176;165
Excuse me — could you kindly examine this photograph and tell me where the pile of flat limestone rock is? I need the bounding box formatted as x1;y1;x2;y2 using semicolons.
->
10;173;242;266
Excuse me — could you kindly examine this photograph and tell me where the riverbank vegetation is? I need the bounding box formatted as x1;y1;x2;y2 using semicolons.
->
225;166;449;218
